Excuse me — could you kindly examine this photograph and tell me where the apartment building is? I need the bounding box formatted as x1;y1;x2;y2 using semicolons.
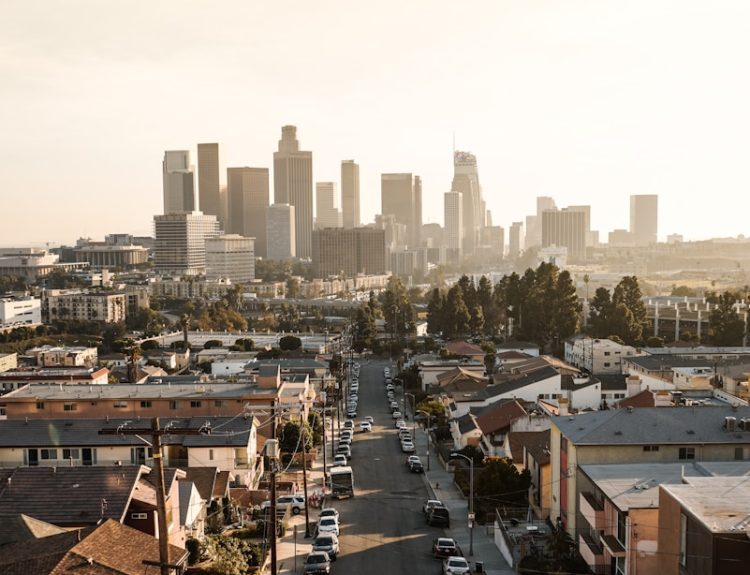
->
565;337;637;375
43;289;127;323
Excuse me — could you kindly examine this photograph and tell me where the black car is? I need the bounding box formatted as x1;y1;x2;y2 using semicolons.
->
426;505;450;528
409;461;425;474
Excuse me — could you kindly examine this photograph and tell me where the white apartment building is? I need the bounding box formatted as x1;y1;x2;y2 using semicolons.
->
43;289;127;323
0;296;41;327
153;211;221;275
564;336;637;374
205;234;255;283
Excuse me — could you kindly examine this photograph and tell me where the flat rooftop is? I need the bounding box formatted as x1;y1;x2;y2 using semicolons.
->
662;477;750;533
3;382;276;400
581;462;750;512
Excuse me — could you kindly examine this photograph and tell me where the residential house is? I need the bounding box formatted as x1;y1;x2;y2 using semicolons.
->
564;337;637;375
0;416;260;487
0;519;187;575
445;340;486;362
25;345;99;368
0;366;110;396
474;399;528;457
508;429;551;519
497;341;540;357
433;366;488;394
418;358;485;390
450;412;483;450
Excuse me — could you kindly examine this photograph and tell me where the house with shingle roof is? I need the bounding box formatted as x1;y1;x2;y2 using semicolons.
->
508;429;551;518
0;519;187;575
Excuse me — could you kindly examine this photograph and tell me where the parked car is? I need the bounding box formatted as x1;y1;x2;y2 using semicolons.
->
261;495;306;515
433;537;461;558
312;533;339;560
401;440;415;453
360;421;372;432
304;551;331;574
339;436;352;447
427;506;451;528
406;455;421;466
409;461;424;473
392;411;402;420
336;444;351;459
395;419;407;429
398;428;412;440
340;429;353;439
343;420;354;429
389;401;399;410
422;499;444;515
442;556;470;575
319;507;339;522
363;415;374;424
317;517;340;536
333;454;347;467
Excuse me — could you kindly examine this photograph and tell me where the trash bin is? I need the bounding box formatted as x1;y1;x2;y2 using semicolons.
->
475;561;484;573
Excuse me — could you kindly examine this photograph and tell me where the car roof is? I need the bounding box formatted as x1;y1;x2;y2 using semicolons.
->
436;537;455;544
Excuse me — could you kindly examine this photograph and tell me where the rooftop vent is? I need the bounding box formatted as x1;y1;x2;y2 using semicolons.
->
726;416;737;431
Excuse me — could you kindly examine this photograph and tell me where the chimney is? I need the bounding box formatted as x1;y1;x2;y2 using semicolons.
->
558;397;569;416
626;375;643;398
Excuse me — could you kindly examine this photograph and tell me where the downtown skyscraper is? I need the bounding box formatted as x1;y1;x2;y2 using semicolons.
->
381;173;422;249
451;151;484;257
341;160;360;229
162;150;195;214
227;167;269;258
197;143;222;225
630;194;658;245
273;125;313;258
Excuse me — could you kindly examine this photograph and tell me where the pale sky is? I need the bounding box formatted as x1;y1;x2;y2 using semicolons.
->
2;0;749;246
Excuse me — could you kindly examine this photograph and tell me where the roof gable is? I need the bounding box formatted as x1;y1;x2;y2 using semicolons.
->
475;400;528;435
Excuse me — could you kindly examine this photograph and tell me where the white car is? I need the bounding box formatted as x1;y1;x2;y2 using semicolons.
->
317;517;340;536
401;440;415;453
392;411;402;420
360;421;372;432
395;419;407;429
389;401;399;410
333;454;347;467
406;455;421;466
261;495;306;515
343;420;354;429
443;556;471;575
363;416;374;424
319;507;339;522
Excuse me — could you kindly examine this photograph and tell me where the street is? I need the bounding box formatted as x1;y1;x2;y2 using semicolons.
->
332;358;443;575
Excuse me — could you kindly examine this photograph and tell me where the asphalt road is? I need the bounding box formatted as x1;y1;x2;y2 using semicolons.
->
331;358;446;575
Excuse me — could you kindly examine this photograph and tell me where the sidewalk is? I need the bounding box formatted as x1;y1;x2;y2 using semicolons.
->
413;425;515;575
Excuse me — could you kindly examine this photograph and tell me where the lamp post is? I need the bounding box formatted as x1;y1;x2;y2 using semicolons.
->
450;452;474;557
404;392;415;433
416;409;432;471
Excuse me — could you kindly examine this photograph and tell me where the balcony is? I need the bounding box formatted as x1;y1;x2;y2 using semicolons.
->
580;491;605;531
579;532;606;570
601;534;626;558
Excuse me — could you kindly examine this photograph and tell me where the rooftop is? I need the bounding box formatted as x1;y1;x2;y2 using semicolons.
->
581;461;750;512
554;406;750;445
3;381;274;400
661;477;750;533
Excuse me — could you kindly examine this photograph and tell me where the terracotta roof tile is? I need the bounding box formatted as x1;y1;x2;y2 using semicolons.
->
475;400;528;436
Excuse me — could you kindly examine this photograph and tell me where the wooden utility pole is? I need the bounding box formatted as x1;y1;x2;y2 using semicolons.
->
270;400;278;575
301;412;311;538
100;417;211;575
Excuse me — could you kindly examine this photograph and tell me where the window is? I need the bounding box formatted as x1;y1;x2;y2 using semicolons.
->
36;401;45;410
617;510;627;545
190;400;202;408
62;448;80;459
643;445;660;452
679;447;695;460
113;401;127;409
735;447;749;461
209;449;214;461
603;362;611;367
131;512;148;520
140;401;152;408
169;401;178;410
679;513;687;566
130;447;153;465
214;400;224;407
63;403;77;411
41;449;58;460
604;351;611;356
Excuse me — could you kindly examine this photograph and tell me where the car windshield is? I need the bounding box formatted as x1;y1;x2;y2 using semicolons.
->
448;558;468;567
307;555;326;564
320;518;335;526
315;537;333;545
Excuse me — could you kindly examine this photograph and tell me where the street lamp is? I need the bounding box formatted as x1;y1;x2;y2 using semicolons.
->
416;409;432;471
450;452;474;557
404;392;415;432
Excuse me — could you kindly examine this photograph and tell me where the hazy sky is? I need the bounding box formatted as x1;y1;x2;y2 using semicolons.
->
2;0;749;246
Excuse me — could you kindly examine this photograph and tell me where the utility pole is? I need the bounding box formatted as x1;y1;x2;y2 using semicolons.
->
301;411;311;538
100;417;211;575
270;400;279;575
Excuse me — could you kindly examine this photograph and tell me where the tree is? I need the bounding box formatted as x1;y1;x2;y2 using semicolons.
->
279;335;302;351
588;287;612;337
234;338;255;351
472;457;531;519
203;339;224;349
285;277;300;299
709;292;745;346
279;420;313;454
354;304;376;349
551;270;581;352
612;276;647;344
443;285;470;338
477;276;499;336
426;288;445;335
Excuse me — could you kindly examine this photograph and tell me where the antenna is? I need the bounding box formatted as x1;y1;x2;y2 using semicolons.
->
452;131;456;154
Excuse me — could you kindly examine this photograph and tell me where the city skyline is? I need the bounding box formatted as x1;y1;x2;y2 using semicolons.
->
3;1;750;246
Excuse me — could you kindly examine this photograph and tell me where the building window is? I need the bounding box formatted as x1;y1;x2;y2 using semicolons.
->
603;362;611;367
169;401;178;410
63;403;77;411
604;351;611;356
190;401;202;408
680;513;687;566
62;448;80;460
36;402;45;410
41;449;58;460
617;510;627;546
214;400;224;407
643;445;659;452
131;512;148;520
140;401;152;408
113;401;127;409
209;449;214;461
679;447;696;460
734;447;748;461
